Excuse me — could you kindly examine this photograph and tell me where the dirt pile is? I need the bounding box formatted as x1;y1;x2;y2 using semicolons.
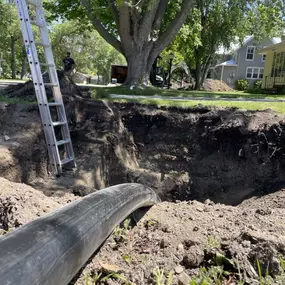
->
0;177;76;234
203;79;234;92
2;71;91;101
71;190;285;285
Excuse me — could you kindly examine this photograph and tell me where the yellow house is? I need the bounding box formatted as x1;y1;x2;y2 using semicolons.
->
260;41;285;90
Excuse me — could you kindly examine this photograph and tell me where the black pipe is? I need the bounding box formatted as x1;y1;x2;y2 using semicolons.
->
0;183;159;285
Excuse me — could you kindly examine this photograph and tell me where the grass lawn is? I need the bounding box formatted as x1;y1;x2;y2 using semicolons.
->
91;86;285;114
92;85;285;100
1;83;285;113
106;97;285;113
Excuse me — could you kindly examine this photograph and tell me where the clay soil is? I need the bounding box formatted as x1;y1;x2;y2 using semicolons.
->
1;91;285;284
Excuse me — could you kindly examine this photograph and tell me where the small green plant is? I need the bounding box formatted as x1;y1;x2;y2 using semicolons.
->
113;218;131;242
235;79;249;91
85;271;132;285
206;236;221;249
152;268;174;285
123;254;132;265
189;266;230;285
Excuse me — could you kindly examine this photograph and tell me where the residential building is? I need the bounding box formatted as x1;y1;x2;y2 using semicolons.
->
260;41;285;91
211;36;281;87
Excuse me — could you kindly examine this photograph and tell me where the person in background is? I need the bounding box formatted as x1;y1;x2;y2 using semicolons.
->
63;52;76;73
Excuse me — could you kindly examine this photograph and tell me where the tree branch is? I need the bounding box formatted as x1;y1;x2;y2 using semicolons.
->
118;1;134;53
152;0;168;31
138;0;160;41
155;0;195;50
80;0;123;54
108;0;120;28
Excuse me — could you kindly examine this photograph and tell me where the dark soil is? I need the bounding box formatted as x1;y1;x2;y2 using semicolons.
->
1;99;285;205
1;95;285;284
2;70;91;101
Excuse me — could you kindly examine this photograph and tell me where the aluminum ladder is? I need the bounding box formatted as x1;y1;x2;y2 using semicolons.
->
15;0;76;174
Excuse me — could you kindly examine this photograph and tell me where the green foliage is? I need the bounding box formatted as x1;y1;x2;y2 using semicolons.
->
113;218;131;243
254;80;263;89
50;20;125;81
0;1;23;78
236;79;249;91
152;268;174;285
85;271;132;285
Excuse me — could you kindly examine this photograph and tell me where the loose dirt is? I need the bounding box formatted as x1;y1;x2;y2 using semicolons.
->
203;79;234;92
1;93;285;284
0;177;76;233
71;191;285;285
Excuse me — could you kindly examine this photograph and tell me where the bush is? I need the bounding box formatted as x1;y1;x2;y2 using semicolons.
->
254;80;262;89
235;79;249;91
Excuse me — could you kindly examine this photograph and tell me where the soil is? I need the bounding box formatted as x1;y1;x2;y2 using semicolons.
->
71;192;285;285
203;79;234;92
1;91;285;283
0;177;76;233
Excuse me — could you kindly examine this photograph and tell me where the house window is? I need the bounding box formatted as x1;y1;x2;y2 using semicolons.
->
246;67;264;79
246;46;255;61
246;68;253;78
253;68;259;79
261;46;268;62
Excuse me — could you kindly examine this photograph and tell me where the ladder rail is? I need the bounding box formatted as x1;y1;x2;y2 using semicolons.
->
15;0;76;174
36;6;75;160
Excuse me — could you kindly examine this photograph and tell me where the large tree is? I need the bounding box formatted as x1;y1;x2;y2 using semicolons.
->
167;0;285;90
45;0;194;86
50;20;126;82
0;0;23;79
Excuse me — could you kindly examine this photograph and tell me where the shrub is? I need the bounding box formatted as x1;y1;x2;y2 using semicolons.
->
235;79;249;91
254;80;262;89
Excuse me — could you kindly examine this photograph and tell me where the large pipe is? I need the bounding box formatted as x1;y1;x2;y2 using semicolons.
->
0;183;159;285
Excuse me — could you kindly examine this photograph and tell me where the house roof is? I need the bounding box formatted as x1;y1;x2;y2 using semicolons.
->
215;59;238;68
259;41;285;55
217;36;281;54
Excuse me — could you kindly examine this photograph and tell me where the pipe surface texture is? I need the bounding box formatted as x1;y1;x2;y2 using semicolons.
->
0;183;159;285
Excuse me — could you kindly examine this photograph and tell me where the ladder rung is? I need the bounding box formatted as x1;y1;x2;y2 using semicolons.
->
35;42;51;48
30;20;45;27
61;157;74;165
44;83;58;87
48;102;62;107
52;121;66;127
56;139;71;146
40;63;55;67
26;0;41;7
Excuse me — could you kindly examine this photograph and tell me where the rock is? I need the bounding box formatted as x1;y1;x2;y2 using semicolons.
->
174;265;184;274
177;272;191;285
177;243;184;251
4;135;10;141
256;209;272;216
160;239;169;249
193;226;199;232
248;242;281;277
204;199;214;205
182;245;204;268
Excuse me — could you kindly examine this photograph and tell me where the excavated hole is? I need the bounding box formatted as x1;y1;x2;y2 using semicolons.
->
1;101;285;205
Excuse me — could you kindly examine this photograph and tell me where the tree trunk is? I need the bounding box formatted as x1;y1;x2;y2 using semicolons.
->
11;36;16;79
195;56;202;90
124;46;155;87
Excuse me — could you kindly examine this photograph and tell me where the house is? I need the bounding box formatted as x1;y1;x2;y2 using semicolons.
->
259;41;285;91
211;36;281;87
